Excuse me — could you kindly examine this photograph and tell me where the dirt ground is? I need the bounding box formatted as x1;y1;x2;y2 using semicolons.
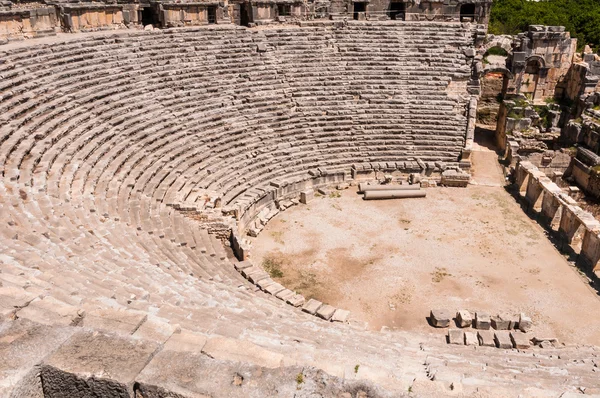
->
250;135;600;345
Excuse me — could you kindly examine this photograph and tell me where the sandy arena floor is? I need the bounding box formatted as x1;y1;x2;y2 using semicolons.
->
250;138;600;345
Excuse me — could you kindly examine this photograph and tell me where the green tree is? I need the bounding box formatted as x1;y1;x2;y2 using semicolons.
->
489;0;600;51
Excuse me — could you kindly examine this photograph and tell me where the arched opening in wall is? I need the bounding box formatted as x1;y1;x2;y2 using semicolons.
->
388;2;405;20
460;3;476;22
141;7;159;27
353;2;366;20
521;59;541;102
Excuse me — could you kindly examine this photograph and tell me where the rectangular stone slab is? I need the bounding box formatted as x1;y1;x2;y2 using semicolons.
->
491;315;511;330
510;331;531;349
464;331;478;346
264;282;286;296
518;313;532;332
201;336;283;369
430;309;451;328
448;329;465;345
0;319;75;398
475;312;491;330
331;309;350;323
494;331;513;349
302;299;323;315
286;294;305;307
275;289;295;301
41;330;159;398
456;310;472;328
477;330;495;347
316;304;336;320
81;307;147;335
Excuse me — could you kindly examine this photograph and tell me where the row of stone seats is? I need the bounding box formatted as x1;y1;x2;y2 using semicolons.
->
0;25;471;228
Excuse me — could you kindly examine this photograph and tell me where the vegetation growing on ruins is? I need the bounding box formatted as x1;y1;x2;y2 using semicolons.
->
262;256;285;278
490;0;600;51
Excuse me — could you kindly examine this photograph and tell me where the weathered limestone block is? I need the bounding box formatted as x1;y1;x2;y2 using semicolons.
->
316;304;336;320
0;286;38;318
17;296;83;327
202;336;283;369
494;331;513;349
448;329;465;345
286;294;305;307
264;282;285;296
0;319;75;398
275;289;295;301
525;171;546;212
302;299;323;315
331;309;350;323
430;309;451;328
510;331;531;349
456;310;472;328
475;312;491;330
464;331;478;346
477;330;495;347
578;229;600;271
81;307;147;335
440;169;470;187
518;313;532;332
491;315;511;330
558;206;582;247
41;331;159;398
514;161;534;193
300;189;314;204
540;190;562;226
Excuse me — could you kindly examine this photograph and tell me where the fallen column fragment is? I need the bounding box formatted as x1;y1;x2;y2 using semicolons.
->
363;190;426;200
358;183;420;193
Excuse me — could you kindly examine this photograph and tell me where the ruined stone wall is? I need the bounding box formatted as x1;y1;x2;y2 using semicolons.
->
62;5;124;32
506;26;577;104
0;6;57;40
0;0;492;39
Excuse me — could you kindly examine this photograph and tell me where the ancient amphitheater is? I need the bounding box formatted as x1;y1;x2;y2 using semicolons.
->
1;0;600;397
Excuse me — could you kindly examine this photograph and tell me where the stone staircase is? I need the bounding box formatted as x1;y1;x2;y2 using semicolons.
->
0;22;598;397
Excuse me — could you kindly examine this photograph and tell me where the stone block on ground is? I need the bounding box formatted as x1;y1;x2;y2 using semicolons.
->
41;330;158;397
518;313;532;332
275;289;295;301
491;315;511;330
316;304;336;320
448;329;465;345
301;299;323;315
477;330;495;347
317;188;330;196
494;331;513;349
456;310;472;328
300;189;314;204
331;309;350;323
286;294;305;307
264;282;286;296
464;331;478;346
475;312;491;330
510;331;531;349
430;309;451;328
532;337;559;347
